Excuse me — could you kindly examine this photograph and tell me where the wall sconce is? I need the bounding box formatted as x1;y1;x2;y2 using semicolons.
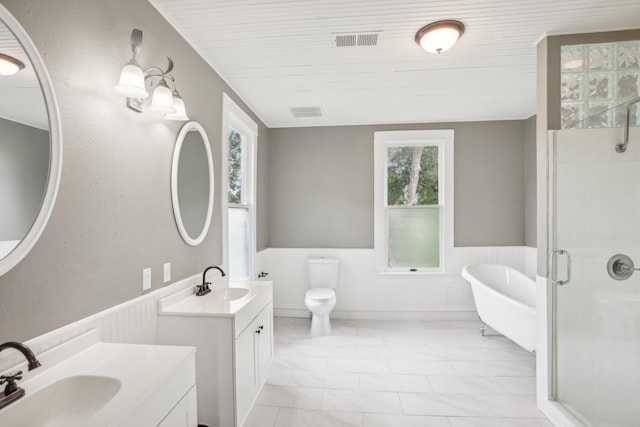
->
115;29;189;121
0;53;24;75
415;20;465;54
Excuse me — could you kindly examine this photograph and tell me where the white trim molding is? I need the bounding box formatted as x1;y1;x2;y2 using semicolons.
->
373;130;455;274
222;93;258;280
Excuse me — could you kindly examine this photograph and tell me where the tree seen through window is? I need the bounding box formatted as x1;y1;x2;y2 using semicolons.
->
387;146;438;206
228;129;243;204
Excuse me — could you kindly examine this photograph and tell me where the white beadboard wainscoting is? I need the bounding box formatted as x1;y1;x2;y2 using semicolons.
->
257;247;537;320
0;274;202;374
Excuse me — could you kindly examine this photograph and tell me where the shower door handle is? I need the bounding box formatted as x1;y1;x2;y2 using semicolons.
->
552;249;571;286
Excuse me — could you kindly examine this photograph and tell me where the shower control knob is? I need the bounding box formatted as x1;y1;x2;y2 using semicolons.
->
607;254;640;281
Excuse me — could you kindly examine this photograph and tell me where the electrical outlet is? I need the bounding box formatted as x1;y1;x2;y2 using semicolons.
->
142;268;151;290
164;263;171;283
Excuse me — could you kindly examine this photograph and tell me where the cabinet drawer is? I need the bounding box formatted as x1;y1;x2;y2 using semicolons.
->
233;287;273;338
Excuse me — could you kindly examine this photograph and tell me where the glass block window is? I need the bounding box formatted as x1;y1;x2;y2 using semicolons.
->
561;40;640;129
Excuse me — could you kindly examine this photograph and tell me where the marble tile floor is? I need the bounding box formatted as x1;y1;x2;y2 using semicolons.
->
244;317;552;427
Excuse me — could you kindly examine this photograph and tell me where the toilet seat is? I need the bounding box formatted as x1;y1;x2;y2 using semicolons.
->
306;288;335;301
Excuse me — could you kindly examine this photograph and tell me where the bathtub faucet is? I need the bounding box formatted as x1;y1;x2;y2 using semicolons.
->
197;265;226;296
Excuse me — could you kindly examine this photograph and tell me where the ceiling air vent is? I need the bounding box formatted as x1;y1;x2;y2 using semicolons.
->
333;32;380;47
290;106;323;118
335;34;357;47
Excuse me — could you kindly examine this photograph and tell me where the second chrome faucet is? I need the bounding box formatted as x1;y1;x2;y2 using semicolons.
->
196;265;226;296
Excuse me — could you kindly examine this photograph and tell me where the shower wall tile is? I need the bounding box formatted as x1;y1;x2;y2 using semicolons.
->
553;127;640;426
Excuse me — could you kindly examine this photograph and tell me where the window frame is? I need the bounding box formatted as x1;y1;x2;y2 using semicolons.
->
222;93;258;281
374;130;454;275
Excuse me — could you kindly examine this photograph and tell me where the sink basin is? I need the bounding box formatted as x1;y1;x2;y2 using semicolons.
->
1;375;121;427
208;287;249;302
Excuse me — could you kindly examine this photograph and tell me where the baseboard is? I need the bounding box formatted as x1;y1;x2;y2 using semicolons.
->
274;308;311;318
273;308;478;321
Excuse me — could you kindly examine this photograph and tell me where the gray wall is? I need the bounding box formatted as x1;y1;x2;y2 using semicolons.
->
0;118;49;241
524;115;537;248
269;120;531;248
0;0;268;342
256;123;270;251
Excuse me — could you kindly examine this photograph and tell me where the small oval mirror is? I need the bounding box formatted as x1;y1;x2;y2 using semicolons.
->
0;5;62;276
171;121;214;246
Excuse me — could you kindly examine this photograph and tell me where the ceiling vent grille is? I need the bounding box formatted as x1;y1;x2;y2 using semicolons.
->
333;32;380;47
335;34;357;47
290;106;323;118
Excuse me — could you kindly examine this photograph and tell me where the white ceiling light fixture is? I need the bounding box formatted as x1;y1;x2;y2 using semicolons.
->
0;53;24;75
415;20;465;54
115;29;189;120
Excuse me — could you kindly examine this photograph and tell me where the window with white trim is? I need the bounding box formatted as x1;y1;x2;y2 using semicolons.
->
374;130;454;273
222;93;257;281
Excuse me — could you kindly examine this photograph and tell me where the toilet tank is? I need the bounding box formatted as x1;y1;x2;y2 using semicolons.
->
306;257;340;289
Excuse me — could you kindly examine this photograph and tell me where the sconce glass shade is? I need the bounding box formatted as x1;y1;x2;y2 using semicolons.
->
115;59;149;99
0;53;24;75
415;20;465;54
149;79;177;114
165;91;189;121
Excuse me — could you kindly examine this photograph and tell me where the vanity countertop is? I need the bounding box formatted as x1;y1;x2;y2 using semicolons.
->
0;330;195;427
159;280;273;318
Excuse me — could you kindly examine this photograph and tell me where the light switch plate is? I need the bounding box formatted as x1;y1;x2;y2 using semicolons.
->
142;268;151;291
163;263;171;283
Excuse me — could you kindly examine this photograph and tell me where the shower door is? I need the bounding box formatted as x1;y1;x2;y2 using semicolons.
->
552;125;640;426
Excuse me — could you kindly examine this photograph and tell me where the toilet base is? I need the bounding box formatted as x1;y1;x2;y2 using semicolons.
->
310;313;331;337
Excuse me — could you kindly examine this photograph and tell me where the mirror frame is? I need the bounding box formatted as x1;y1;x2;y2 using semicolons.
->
0;5;62;276
171;121;215;246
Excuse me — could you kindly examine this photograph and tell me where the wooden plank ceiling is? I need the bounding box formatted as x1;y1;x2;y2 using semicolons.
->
149;0;640;127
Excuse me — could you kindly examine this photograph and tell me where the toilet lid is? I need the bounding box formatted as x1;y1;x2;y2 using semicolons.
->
306;288;335;300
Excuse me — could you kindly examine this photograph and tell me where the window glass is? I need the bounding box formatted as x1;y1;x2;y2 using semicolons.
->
228;206;249;279
228;128;243;204
387;146;438;206
388;207;440;268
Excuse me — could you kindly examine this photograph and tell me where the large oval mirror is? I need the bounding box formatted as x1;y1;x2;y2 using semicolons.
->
171;121;214;246
0;5;62;276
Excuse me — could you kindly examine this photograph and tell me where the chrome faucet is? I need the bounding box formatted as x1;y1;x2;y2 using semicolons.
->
196;265;226;296
0;342;41;409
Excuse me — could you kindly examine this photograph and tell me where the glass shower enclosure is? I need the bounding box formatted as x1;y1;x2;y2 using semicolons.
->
550;98;640;426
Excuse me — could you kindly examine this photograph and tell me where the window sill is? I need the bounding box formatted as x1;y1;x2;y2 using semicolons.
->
376;270;452;278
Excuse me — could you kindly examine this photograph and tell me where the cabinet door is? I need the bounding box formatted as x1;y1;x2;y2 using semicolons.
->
157;387;197;427
235;322;259;424
256;304;273;386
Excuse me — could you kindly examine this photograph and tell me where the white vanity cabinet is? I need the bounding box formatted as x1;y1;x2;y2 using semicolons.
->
235;303;273;423
157;282;273;427
0;330;197;427
158;387;198;427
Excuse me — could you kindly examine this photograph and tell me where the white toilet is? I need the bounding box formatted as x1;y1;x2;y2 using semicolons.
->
305;257;339;337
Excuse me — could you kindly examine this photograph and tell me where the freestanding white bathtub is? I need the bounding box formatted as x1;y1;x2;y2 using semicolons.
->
461;264;536;353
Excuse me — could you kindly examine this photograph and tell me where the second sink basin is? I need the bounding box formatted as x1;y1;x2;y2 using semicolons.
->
1;375;121;427
209;287;249;302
